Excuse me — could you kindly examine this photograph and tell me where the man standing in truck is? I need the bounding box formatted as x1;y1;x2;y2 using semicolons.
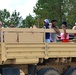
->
50;19;60;42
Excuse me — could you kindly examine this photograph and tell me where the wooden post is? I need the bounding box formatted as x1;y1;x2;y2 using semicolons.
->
1;43;7;64
37;18;40;28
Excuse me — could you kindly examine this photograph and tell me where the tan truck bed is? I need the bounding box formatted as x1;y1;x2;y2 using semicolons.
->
0;28;76;64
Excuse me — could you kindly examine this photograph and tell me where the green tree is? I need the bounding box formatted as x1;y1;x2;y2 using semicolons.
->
66;0;76;28
33;0;63;27
10;10;22;27
23;14;37;28
33;0;76;28
0;9;10;27
0;9;22;27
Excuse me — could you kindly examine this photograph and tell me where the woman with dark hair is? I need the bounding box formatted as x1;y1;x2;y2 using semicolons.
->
61;21;69;42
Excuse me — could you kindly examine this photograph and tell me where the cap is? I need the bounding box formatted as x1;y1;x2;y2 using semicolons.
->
44;19;49;24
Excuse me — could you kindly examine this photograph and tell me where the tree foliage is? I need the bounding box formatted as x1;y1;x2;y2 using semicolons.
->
66;0;76;28
0;9;10;27
0;0;76;28
33;0;76;28
9;10;22;27
0;9;22;27
22;14;37;28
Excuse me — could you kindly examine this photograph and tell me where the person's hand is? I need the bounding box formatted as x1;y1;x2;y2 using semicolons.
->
52;25;57;28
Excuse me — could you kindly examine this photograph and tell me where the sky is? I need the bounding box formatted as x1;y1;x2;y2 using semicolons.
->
0;0;38;19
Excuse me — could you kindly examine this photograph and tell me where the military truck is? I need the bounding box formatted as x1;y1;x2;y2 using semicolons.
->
0;28;76;75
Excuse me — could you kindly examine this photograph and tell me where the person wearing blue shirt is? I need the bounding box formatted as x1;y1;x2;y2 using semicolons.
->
44;19;50;43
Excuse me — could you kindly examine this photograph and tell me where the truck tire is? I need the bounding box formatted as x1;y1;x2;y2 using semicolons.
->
71;70;76;75
28;65;36;75
62;67;76;75
37;68;50;75
37;68;60;75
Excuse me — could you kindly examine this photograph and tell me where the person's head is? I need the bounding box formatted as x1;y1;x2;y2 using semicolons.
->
10;24;15;28
44;19;49;25
33;25;37;29
51;19;57;26
72;26;76;30
0;21;2;28
30;26;32;29
72;22;76;30
61;21;67;29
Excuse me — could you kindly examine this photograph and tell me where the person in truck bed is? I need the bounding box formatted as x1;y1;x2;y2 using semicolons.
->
61;21;69;42
44;19;50;43
49;19;60;42
72;23;76;38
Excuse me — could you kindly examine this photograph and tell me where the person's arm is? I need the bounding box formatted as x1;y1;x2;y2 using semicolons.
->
72;26;76;30
53;26;60;35
63;28;67;39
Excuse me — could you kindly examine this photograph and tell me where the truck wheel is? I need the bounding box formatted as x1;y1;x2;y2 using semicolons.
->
44;68;60;75
37;68;50;75
62;67;76;75
37;68;60;75
70;68;76;75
